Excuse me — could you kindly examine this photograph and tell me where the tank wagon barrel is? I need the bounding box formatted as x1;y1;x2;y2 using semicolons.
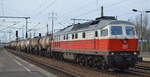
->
38;36;51;56
27;37;46;55
24;40;30;53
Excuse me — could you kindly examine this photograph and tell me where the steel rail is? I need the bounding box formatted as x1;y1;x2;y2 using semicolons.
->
134;65;150;71
126;70;150;77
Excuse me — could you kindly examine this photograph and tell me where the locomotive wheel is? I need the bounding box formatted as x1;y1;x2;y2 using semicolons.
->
75;55;80;64
77;55;88;66
38;46;42;56
47;51;50;57
57;53;62;60
43;50;46;57
101;60;109;70
87;56;93;67
35;47;38;55
29;48;31;53
96;58;103;69
59;53;64;61
84;56;88;66
78;55;82;66
81;55;86;66
93;57;98;68
46;48;50;57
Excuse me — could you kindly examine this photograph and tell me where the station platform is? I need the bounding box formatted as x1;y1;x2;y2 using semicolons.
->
0;48;56;77
140;52;150;62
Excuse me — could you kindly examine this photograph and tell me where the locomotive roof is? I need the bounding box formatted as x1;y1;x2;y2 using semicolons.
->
54;17;135;35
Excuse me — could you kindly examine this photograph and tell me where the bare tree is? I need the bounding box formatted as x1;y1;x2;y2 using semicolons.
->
134;13;150;52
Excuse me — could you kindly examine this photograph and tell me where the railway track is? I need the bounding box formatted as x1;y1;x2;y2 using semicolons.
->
10;51;80;77
142;61;150;64
7;49;150;77
126;64;150;77
126;69;150;77
134;65;150;71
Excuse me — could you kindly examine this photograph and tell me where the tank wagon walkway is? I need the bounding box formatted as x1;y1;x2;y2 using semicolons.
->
0;49;56;77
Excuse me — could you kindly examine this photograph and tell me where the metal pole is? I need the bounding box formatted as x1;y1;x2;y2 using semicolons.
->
25;18;28;39
140;13;143;52
34;32;35;37
72;19;76;25
9;30;11;42
47;24;49;36
22;28;24;39
48;12;56;37
52;12;54;40
48;12;56;53
101;6;104;17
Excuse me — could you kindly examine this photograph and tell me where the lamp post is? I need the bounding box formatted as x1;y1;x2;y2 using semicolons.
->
132;9;150;52
132;9;143;38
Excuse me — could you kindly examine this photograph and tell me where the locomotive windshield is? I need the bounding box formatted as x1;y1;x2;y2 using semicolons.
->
111;26;122;35
126;26;135;35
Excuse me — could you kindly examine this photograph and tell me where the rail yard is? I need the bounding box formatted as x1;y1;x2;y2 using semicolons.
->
3;16;150;77
0;0;150;77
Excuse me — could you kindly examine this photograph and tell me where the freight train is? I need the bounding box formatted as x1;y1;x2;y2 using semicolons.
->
5;16;141;70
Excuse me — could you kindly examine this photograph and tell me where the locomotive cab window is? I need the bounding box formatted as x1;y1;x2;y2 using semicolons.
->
82;32;86;38
66;34;68;40
101;29;108;36
126;26;135;35
64;36;65;40
111;26;122;35
95;31;98;37
75;33;78;39
72;34;74;39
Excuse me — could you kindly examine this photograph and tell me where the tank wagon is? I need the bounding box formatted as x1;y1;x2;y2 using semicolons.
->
8;41;17;50
29;37;41;55
24;40;30;53
20;40;26;51
39;36;51;56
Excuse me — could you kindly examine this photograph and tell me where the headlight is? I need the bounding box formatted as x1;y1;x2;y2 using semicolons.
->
134;52;137;55
111;52;114;55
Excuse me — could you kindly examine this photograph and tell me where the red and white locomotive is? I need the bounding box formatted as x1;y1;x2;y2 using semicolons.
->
51;16;140;70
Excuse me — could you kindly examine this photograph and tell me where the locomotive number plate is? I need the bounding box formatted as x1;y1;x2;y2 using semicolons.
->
122;44;128;49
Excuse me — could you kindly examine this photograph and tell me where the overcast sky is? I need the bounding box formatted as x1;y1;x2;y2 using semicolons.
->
0;0;149;42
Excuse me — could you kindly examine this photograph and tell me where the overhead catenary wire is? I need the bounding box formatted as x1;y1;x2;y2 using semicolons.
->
30;22;41;30
57;0;135;25
31;0;57;19
57;0;95;19
56;0;97;24
73;0;132;19
31;0;50;15
0;21;20;31
104;0;131;8
1;0;4;16
0;21;26;39
4;4;28;16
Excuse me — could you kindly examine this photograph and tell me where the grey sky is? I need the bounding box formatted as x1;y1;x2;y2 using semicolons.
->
0;0;149;42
